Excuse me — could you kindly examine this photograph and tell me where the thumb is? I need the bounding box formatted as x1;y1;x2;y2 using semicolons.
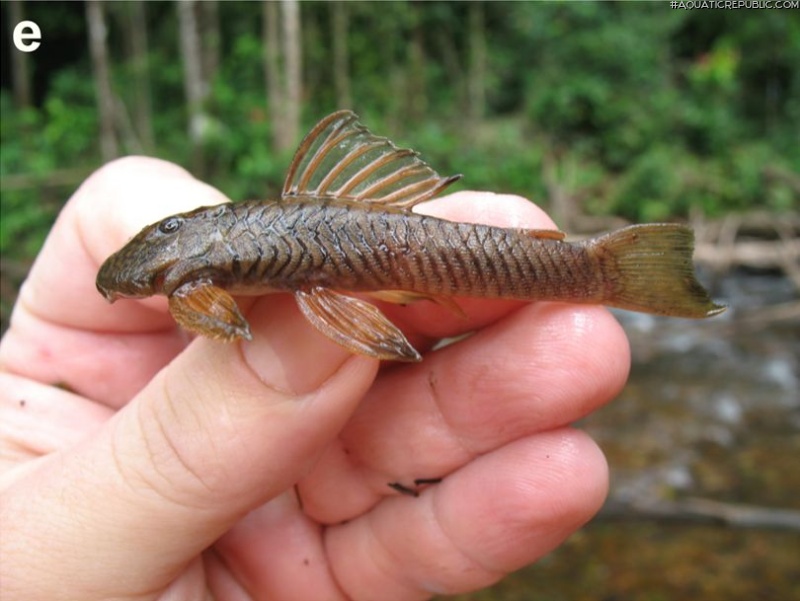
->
2;299;377;598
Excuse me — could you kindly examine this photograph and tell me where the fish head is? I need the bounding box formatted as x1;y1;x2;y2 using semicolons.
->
96;204;231;302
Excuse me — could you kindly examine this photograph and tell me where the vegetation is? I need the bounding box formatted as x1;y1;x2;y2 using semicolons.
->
2;2;799;260
1;4;798;598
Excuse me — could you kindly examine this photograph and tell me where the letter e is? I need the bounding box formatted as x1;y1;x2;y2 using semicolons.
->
13;21;42;52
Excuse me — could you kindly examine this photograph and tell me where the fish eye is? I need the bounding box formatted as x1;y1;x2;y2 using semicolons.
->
158;217;183;234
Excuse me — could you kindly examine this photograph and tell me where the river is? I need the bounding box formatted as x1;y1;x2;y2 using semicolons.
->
452;270;800;601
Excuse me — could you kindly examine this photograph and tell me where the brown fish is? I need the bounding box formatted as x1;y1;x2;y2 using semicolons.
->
96;110;725;361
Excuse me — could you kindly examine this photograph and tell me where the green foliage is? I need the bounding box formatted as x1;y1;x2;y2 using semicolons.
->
521;4;680;167
42;71;100;161
0;88;92;258
513;4;799;220
200;33;295;201
0;188;53;258
1;71;98;176
2;2;798;266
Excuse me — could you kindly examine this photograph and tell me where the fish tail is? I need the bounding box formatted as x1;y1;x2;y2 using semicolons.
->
591;224;726;318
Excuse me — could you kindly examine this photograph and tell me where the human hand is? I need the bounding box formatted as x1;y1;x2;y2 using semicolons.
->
0;157;630;600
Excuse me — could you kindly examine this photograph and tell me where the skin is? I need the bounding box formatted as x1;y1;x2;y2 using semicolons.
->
0;156;630;600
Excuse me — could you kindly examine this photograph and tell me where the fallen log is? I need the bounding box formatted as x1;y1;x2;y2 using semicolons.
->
692;212;800;289
600;496;800;531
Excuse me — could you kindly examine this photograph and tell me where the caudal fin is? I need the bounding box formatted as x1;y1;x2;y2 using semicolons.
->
592;224;726;318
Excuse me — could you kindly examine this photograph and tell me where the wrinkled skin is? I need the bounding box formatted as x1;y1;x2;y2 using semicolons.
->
0;157;630;600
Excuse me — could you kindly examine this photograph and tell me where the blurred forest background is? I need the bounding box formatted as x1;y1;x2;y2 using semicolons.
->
2;2;798;259
2;2;799;600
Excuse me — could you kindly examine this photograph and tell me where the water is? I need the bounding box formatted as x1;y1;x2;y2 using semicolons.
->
601;270;799;509
451;271;800;601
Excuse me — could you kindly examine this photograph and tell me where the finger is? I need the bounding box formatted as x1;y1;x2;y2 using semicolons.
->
416;190;556;233
325;429;609;600
296;187;627;522
210;491;348;600
0;373;113;471
299;302;629;523
0;157;228;406
1;295;378;599
1;154;384;597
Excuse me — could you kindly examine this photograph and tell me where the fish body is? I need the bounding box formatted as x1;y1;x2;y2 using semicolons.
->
97;111;725;361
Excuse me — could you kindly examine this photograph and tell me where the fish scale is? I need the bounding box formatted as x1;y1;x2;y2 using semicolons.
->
97;110;725;361
168;198;647;303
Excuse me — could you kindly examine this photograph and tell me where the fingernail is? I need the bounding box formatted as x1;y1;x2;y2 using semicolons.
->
241;295;356;395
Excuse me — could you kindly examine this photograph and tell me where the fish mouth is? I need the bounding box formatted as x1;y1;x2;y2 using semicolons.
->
96;277;153;303
96;259;173;302
103;290;121;303
96;283;124;303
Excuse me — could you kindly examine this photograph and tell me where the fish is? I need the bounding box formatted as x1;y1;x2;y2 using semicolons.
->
96;110;725;361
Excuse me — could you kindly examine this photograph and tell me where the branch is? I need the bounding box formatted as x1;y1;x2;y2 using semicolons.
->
600;497;800;531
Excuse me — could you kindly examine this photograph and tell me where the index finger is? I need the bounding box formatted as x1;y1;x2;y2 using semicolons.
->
0;157;229;405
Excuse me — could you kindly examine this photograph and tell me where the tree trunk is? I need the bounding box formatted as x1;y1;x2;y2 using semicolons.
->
86;0;118;161
281;0;302;151
263;0;285;152
126;0;154;151
436;25;467;119
376;4;405;130
331;2;351;109
467;1;487;132
406;8;427;122
198;0;220;88
8;0;32;109
263;0;303;153
177;0;208;175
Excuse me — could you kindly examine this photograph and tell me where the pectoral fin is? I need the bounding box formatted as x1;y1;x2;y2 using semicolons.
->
294;287;422;361
169;281;252;342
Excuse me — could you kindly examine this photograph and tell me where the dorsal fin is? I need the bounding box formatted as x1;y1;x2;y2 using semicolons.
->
282;110;461;210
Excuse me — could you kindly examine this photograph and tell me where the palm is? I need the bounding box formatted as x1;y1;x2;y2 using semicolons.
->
0;158;628;600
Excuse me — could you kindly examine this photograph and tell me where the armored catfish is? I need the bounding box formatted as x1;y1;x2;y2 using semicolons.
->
96;110;725;361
